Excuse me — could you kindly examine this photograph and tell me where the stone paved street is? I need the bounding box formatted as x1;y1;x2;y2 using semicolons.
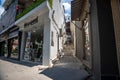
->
0;57;89;80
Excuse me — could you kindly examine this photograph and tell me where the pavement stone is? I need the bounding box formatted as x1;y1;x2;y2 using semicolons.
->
0;56;89;80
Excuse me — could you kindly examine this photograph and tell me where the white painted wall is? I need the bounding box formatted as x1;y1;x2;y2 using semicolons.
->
50;21;58;61
19;0;65;66
42;13;51;66
47;0;66;63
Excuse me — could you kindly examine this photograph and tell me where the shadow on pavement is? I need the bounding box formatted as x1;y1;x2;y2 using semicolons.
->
40;66;89;80
0;57;41;67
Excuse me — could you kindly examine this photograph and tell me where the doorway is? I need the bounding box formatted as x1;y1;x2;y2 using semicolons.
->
23;27;44;63
9;37;19;59
0;41;8;57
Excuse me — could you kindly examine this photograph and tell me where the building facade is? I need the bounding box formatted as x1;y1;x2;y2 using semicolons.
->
0;0;65;66
0;0;19;59
71;0;120;79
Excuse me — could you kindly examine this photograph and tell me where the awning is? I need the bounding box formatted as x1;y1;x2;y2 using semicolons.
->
71;0;85;20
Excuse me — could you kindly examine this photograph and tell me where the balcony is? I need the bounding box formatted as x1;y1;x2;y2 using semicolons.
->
2;0;13;10
16;0;45;20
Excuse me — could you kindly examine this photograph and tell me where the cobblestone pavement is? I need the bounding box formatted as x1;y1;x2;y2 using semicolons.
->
0;57;89;80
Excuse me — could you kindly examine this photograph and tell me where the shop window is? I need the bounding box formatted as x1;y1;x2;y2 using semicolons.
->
0;42;8;57
10;38;19;59
2;26;5;30
24;31;43;62
5;0;15;11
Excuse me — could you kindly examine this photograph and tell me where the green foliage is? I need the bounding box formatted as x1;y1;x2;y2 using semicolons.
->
1;44;5;55
48;0;53;9
16;0;45;20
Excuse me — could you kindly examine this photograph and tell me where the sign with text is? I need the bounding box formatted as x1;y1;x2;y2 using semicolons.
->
24;17;38;28
9;30;18;38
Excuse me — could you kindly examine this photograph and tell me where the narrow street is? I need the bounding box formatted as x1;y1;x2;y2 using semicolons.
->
0;0;119;79
0;52;89;80
43;44;89;80
0;57;49;80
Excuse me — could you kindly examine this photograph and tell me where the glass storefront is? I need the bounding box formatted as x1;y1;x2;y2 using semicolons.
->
23;29;43;62
10;37;19;59
0;41;8;57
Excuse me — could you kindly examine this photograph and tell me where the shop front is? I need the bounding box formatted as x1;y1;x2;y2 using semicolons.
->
23;29;43;63
0;34;8;57
0;41;8;57
8;37;19;59
19;17;44;63
8;29;20;60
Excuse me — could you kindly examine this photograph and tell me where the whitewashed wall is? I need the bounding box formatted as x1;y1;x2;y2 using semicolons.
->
47;0;65;65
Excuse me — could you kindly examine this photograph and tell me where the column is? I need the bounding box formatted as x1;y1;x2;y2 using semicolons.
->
7;39;11;58
42;18;51;66
18;31;22;60
20;31;26;61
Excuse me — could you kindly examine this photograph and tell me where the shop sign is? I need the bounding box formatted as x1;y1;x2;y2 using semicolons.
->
0;34;8;42
9;30;18;38
24;17;38;28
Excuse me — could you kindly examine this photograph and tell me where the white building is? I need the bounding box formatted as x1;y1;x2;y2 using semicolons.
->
14;0;66;66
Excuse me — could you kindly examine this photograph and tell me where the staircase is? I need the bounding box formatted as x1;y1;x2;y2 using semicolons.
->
51;44;89;80
53;44;83;69
62;44;74;56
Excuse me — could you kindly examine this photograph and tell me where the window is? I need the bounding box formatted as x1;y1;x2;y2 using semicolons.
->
2;26;5;30
51;31;54;46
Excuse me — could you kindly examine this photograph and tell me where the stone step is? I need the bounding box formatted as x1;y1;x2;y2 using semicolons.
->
62;51;74;53
57;56;80;63
63;49;74;51
63;45;74;49
63;46;74;48
63;52;73;56
54;63;83;69
53;55;83;69
63;50;74;52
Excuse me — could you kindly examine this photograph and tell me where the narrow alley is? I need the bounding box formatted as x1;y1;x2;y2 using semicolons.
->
0;49;89;80
0;0;120;80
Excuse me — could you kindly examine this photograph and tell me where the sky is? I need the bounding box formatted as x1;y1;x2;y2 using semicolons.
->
62;0;73;22
0;0;72;21
0;0;5;17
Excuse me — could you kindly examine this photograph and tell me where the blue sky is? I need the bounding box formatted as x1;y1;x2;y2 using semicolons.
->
0;0;5;16
62;0;72;22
